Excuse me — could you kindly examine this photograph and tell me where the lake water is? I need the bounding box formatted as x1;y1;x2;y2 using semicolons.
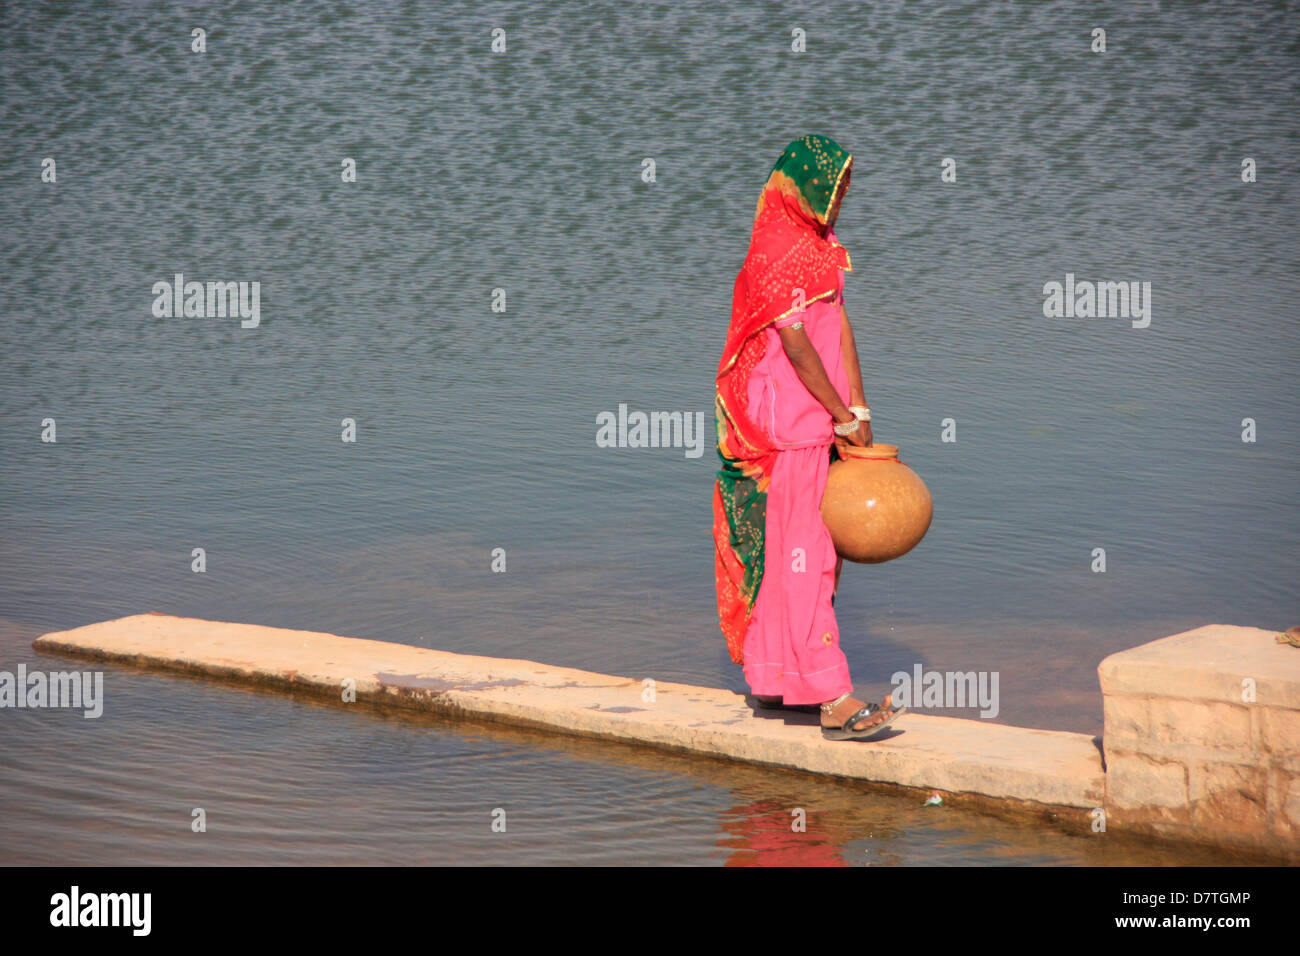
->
1;0;1295;865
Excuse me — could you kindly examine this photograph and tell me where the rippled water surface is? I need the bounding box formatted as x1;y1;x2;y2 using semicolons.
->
1;0;1296;864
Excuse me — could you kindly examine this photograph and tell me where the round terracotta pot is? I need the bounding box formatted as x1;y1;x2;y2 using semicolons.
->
820;442;933;563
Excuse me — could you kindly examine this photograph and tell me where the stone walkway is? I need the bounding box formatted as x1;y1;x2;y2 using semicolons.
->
32;613;1105;814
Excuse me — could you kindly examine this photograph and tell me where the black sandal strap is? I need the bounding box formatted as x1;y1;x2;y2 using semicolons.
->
840;704;882;731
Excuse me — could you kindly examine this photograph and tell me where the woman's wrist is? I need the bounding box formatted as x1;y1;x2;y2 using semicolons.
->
833;416;863;436
831;404;854;424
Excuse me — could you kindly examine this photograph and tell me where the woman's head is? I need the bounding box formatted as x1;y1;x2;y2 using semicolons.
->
719;133;853;389
765;134;853;234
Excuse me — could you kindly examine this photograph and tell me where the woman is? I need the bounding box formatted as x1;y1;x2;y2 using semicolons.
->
712;134;903;740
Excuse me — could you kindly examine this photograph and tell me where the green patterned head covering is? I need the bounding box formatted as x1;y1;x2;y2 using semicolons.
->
769;134;853;224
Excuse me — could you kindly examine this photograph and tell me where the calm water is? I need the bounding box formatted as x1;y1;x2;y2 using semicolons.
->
1;0;1296;865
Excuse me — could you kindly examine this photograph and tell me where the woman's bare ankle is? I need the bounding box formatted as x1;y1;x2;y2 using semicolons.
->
820;694;864;726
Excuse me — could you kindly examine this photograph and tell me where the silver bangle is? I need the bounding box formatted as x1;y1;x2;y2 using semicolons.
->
849;404;871;422
833;416;861;436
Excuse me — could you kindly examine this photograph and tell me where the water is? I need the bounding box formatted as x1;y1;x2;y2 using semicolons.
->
1;0;1296;865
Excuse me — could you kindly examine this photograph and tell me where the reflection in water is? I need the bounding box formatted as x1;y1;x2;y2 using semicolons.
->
720;800;850;867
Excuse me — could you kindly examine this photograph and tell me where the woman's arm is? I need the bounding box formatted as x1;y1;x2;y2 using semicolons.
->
840;306;865;406
838;305;873;445
775;325;868;446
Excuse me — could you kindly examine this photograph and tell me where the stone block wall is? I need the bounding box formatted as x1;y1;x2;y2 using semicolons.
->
1099;624;1300;859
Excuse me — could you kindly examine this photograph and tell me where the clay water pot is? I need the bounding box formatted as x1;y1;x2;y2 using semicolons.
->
820;442;933;563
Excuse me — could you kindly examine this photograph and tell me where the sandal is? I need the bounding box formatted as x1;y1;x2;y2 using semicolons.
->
821;696;906;741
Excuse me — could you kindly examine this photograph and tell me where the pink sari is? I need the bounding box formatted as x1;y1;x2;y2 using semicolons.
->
739;249;854;705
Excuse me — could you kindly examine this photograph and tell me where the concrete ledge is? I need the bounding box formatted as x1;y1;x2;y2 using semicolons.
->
1099;624;1300;859
32;614;1105;817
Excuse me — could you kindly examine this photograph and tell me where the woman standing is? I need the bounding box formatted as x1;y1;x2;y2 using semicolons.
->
712;134;903;740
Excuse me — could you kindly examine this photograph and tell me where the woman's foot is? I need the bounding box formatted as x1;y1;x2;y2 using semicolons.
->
820;693;895;732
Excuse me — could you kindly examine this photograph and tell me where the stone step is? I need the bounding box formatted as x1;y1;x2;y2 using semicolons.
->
1098;623;1300;855
32;613;1105;813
